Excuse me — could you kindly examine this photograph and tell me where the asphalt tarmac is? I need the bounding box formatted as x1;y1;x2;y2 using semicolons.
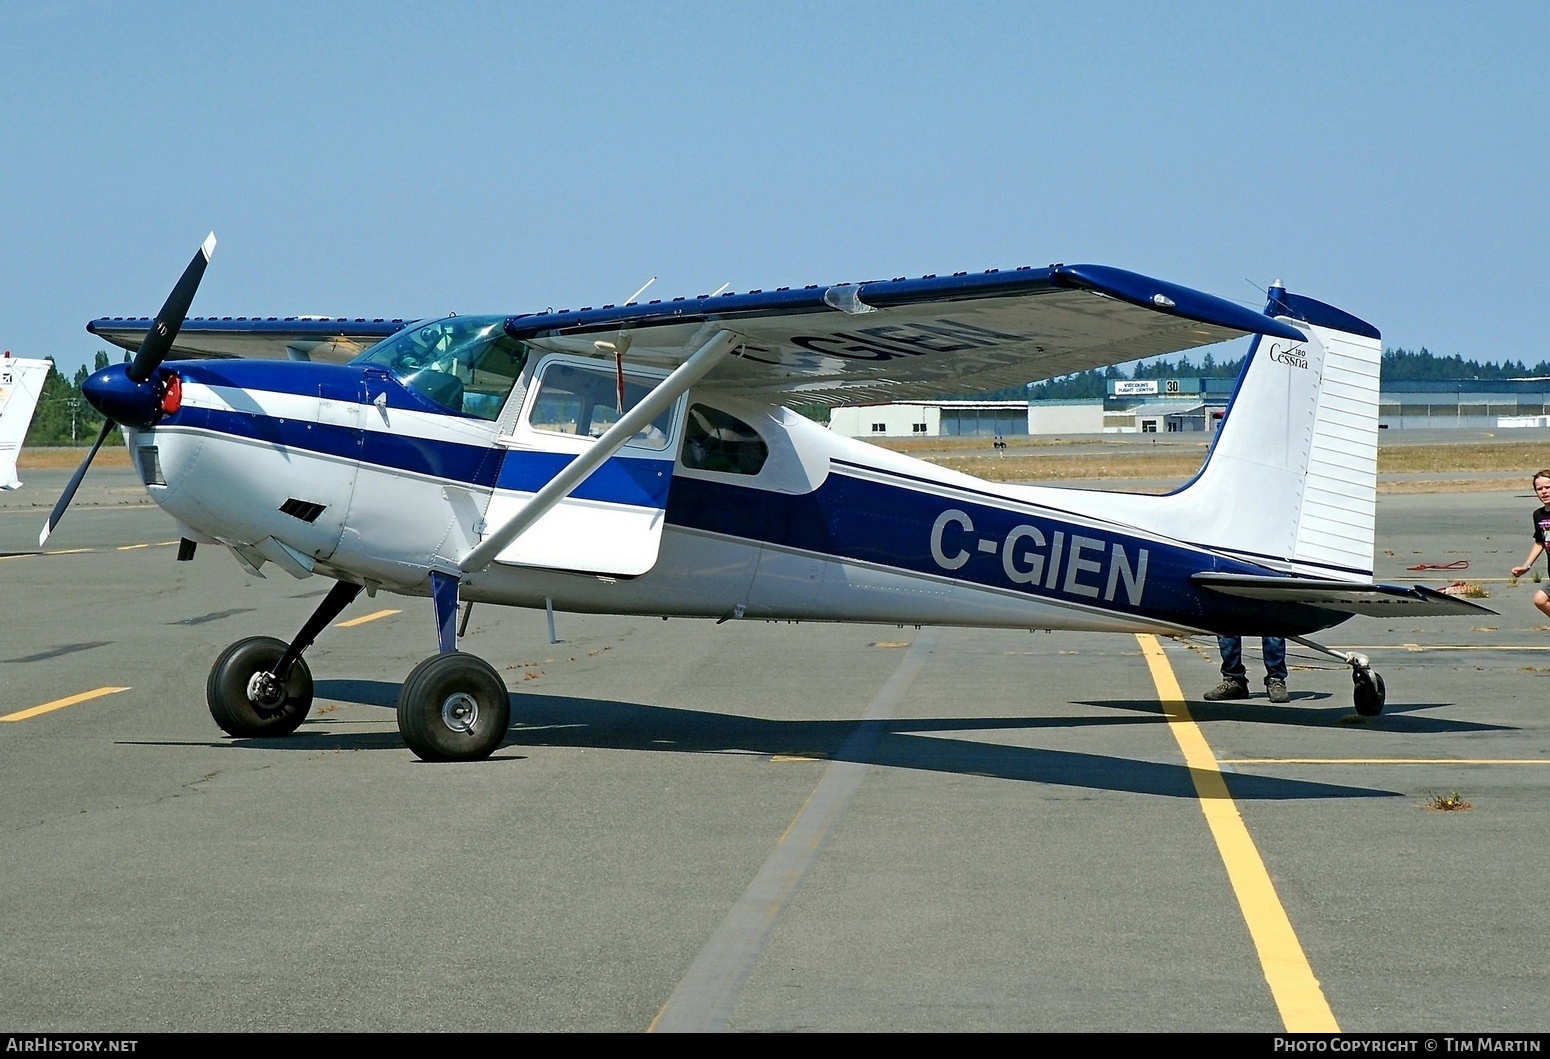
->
1;466;1547;1033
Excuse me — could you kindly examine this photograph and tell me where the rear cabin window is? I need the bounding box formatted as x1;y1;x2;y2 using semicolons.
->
527;361;673;450
681;405;768;475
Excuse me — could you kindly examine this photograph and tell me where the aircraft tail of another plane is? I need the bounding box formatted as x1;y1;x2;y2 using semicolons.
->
1069;286;1383;581
0;354;52;491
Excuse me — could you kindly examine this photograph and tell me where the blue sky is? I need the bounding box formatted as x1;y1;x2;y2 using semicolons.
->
2;1;1546;380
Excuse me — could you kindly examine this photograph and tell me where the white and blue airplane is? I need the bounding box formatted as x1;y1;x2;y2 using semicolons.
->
51;234;1490;761
0;351;52;491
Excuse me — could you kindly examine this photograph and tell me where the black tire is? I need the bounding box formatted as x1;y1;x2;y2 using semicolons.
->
206;635;314;738
1353;668;1387;716
396;652;510;762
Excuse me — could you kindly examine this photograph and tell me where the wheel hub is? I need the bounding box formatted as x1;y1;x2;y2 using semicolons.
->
440;691;479;733
246;670;286;709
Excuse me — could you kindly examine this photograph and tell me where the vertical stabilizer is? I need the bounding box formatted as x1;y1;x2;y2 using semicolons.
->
0;355;52;491
1065;287;1382;580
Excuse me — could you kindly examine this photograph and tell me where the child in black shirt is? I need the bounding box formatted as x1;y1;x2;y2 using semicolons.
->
1510;469;1550;618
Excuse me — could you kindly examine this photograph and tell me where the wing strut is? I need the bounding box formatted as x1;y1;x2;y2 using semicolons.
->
457;328;742;574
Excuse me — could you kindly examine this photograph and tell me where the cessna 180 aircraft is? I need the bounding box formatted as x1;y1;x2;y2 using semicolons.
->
1;351;52;491
50;234;1490;762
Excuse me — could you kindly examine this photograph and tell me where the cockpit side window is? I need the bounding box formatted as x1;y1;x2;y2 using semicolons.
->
351;316;527;421
681;404;768;475
526;361;673;450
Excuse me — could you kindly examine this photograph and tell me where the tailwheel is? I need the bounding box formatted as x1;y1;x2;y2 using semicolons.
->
397;652;510;762
207;635;314;737
1352;666;1387;716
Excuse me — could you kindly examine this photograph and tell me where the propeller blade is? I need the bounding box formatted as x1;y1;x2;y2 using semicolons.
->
127;232;216;383
39;419;115;547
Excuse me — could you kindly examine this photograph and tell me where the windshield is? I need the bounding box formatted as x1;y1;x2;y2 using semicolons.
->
351;315;528;420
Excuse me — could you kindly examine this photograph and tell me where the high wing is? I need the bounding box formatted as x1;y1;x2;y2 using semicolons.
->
87;316;416;364
86;264;1304;390
502;264;1309;405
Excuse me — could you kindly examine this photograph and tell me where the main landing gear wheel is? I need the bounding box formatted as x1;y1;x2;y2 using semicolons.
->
397;652;511;762
207;635;315;738
1352;666;1387;716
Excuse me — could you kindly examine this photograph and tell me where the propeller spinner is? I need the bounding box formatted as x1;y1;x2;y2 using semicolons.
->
40;233;216;546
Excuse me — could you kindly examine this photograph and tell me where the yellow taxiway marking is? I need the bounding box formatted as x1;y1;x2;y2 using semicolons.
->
1223;758;1550;766
2;541;179;560
1137;634;1338;1033
336;609;402;628
2;687;131;722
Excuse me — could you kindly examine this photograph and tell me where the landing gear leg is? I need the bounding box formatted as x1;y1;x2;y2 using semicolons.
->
396;572;510;762
207;580;364;737
1288;635;1387;716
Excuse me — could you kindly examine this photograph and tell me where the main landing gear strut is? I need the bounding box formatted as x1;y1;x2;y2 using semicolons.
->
1289;635;1387;716
206;572;510;761
394;572;509;762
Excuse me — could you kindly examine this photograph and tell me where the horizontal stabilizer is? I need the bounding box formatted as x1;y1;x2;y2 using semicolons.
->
1193;572;1496;616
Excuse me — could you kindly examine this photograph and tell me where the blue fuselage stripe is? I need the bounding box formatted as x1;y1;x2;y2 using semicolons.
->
165;406;672;507
665;472;1345;636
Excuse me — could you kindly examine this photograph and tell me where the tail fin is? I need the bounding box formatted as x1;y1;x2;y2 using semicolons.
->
1075;287;1382;581
0;356;51;491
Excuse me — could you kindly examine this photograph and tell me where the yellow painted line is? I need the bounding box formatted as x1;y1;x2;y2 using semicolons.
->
1223;758;1550;766
335;609;401;628
1137;634;1338;1033
1;686;131;722
5;541;179;559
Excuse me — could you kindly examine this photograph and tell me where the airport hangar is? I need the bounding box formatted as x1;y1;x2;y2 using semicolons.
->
826;377;1550;438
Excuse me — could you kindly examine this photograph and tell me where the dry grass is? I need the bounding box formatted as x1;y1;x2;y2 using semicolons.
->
873;435;1541;492
19;446;131;468
1378;442;1550;474
19;434;1542;493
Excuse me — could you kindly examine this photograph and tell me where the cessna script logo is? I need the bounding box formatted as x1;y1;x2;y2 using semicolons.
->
1267;341;1308;369
929;509;1150;605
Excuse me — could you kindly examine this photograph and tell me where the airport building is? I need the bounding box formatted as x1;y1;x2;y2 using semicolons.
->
828;400;1030;439
828;377;1550;438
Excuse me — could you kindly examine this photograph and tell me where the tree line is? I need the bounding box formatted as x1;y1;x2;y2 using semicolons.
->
22;346;1549;446
1020;347;1550;403
25;352;126;447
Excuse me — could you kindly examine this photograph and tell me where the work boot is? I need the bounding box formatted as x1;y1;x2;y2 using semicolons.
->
1266;678;1290;704
1203;679;1250;701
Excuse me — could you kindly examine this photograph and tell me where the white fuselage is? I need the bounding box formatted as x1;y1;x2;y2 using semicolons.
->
131;354;1322;643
